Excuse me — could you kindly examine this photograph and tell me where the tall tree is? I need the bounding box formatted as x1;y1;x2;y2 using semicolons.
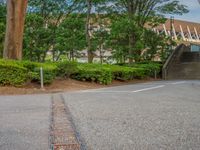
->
0;1;6;57
85;0;110;63
112;0;188;63
27;0;82;61
3;0;28;60
55;14;86;61
86;0;93;63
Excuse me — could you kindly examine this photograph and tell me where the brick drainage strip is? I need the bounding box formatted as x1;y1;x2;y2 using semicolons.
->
50;94;80;150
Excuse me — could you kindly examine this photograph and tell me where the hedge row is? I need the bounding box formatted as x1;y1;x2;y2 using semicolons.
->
72;63;161;84
0;60;57;85
72;64;112;84
0;59;161;86
0;61;28;86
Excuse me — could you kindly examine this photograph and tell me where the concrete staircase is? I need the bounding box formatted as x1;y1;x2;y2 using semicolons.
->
163;44;200;80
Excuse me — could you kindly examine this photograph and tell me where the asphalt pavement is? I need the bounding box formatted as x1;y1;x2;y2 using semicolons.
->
0;80;200;150
0;94;51;150
63;80;200;150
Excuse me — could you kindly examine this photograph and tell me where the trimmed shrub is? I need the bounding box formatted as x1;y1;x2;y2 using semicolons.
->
72;63;149;84
129;62;161;77
57;61;78;78
30;63;58;84
0;62;28;86
104;65;146;80
73;64;112;84
0;59;162;86
0;59;58;85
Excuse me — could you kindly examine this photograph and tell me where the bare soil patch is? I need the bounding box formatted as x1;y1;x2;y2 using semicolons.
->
0;78;160;95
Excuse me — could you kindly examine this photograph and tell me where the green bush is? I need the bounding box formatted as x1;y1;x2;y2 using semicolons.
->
72;63;148;84
29;63;58;84
129;62;161;77
0;59;58;85
0;59;162;86
0;62;28;86
57;61;78;78
73;64;112;84
104;65;146;80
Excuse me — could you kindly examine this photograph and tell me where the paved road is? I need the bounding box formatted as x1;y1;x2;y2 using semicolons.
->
0;80;200;150
0;94;51;150
63;80;200;150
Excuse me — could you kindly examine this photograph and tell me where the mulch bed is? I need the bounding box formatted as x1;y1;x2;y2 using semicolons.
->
0;78;160;95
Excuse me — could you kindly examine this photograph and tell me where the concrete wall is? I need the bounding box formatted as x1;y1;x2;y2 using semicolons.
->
163;44;200;80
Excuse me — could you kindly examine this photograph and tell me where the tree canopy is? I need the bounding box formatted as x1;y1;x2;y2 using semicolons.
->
1;0;188;63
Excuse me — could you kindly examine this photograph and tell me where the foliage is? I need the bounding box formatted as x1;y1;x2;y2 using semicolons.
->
56;61;78;78
143;29;171;61
105;64;146;80
73;63;113;84
24;0;81;62
108;15;144;63
55;15;86;61
108;0;188;63
21;61;58;84
0;3;6;57
73;63;160;84
0;59;57;84
0;58;162;86
0;60;28;86
128;62;162;77
1;0;189;63
23;13;53;62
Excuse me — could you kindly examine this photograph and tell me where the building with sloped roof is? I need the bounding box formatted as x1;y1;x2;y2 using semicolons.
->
154;19;200;44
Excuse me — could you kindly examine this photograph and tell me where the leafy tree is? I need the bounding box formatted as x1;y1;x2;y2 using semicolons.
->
111;0;188;63
143;29;167;61
0;2;6;57
92;27;109;64
55;15;86;61
23;14;53;62
85;0;111;63
108;15;144;63
25;0;82;61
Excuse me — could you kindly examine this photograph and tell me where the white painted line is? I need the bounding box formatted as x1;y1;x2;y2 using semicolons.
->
81;90;131;93
170;81;186;85
81;85;166;93
132;85;165;93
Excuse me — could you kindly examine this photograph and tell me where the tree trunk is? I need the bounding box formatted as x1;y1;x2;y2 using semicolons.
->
86;0;93;63
3;0;28;60
100;43;104;64
128;34;135;64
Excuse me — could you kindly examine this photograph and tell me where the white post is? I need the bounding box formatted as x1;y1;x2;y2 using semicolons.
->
187;26;192;40
180;25;185;41
40;67;44;89
194;27;199;40
172;23;177;40
168;31;171;36
163;24;168;36
154;70;157;79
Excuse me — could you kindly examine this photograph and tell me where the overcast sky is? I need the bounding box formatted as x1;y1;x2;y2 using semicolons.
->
166;0;200;23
